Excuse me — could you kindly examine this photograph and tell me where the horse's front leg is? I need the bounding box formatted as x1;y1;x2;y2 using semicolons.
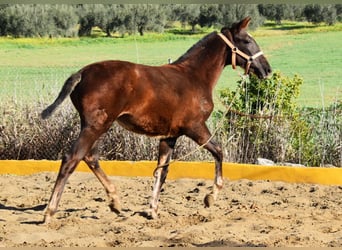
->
203;139;223;207
148;137;177;219
185;125;223;208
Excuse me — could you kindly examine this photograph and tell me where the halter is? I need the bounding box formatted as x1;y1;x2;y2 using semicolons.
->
218;32;264;75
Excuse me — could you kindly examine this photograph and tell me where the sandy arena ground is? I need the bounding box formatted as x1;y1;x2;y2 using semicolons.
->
0;171;341;247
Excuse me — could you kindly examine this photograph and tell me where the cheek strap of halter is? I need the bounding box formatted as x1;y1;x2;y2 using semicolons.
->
218;32;263;75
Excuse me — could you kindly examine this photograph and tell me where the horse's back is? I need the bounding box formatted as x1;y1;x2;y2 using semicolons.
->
75;60;188;104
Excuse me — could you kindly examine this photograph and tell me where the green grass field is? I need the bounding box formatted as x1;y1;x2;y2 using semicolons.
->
0;22;341;107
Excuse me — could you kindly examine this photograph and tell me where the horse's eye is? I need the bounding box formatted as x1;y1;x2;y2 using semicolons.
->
244;39;252;44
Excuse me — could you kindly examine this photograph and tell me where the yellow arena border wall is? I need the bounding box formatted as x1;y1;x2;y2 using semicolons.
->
0;160;341;185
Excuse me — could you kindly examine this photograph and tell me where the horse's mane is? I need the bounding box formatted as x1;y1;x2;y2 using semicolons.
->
172;31;218;64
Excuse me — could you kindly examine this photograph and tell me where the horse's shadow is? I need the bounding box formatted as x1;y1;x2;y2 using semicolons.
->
0;203;47;224
0;203;47;212
0;202;160;224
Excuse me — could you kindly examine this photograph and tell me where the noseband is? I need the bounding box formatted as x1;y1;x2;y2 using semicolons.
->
218;33;264;75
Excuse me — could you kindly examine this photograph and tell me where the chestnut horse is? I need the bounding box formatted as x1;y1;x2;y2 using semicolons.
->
41;17;271;223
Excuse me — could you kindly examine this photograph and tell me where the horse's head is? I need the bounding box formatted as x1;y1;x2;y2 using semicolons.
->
220;17;272;79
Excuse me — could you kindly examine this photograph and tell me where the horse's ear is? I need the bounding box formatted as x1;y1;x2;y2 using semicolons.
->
238;16;251;31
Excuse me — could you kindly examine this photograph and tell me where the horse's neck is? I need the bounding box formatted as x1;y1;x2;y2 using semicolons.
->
176;35;227;92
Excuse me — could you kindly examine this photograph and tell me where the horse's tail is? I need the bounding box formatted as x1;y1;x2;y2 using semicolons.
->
41;71;82;119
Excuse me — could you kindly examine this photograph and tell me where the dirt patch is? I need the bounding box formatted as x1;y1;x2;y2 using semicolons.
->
0;172;341;247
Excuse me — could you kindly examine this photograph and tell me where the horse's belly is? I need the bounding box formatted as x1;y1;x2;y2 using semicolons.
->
116;113;173;137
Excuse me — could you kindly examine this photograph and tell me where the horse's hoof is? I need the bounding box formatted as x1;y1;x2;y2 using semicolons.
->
43;214;52;225
204;194;214;208
143;208;158;220
43;207;55;225
109;200;121;214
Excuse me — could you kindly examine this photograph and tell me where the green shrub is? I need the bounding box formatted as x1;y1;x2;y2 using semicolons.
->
213;71;341;167
213;71;302;163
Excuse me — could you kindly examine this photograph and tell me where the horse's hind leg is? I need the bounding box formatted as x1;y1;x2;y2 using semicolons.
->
84;144;121;214
148;137;177;219
43;126;103;224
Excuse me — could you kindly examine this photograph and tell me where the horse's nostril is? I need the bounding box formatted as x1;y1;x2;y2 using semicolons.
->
264;67;272;78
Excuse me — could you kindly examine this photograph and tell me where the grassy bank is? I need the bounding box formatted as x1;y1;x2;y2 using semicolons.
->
0;22;341;107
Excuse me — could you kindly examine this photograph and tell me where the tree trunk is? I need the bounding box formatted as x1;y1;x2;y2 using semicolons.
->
138;26;144;36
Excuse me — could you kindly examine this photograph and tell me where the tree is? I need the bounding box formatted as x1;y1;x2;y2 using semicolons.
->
304;4;337;25
218;4;263;30
48;5;78;37
0;5;78;38
172;4;200;32
198;4;220;28
0;5;9;36
258;4;286;24
286;4;306;21
98;5;127;37
124;4;167;36
5;5;32;37
336;4;342;21
93;4;120;37
77;4;99;36
321;5;337;25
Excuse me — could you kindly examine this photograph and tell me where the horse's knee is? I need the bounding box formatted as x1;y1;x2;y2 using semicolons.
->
61;153;71;164
217;145;223;159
